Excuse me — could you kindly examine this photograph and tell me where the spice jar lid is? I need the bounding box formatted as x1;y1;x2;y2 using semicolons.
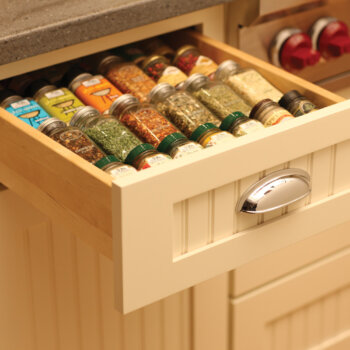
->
109;94;139;116
214;60;240;81
173;45;197;64
142;55;167;70
279;90;303;109
190;123;218;142
0;89;20;107
148;82;175;104
220;112;247;131
70;106;100;126
62;66;92;89
182;73;209;91
38;117;66;135
249;99;275;119
95;155;122;169
27;79;56;100
97;55;124;75
125;143;155;165
157;132;186;153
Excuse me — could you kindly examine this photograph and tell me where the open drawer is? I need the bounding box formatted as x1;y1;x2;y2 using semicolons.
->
0;30;349;314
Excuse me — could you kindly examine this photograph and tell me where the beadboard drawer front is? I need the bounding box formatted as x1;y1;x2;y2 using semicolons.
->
0;30;349;313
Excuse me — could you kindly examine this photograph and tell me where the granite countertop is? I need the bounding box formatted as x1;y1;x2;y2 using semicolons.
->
0;0;230;65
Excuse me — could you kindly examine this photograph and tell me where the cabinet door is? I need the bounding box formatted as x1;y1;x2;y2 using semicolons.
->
231;236;350;350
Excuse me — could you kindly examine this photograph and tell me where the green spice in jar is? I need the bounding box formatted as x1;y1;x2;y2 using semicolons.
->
220;111;265;137
149;83;221;138
279;90;318;117
190;122;234;148
95;155;137;179
215;60;283;106
38;117;106;163
183;73;251;119
250;99;295;127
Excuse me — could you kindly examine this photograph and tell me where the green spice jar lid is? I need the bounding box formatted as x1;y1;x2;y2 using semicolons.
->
38;117;66;135
220;112;247;131
157;132;186;153
125;143;155;165
215;60;240;81
70;106;100;126
190;123;218;142
182;73;209;92
95;155;122;169
109;94;139;116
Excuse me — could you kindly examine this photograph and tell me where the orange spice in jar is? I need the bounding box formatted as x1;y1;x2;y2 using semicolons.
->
97;55;156;103
64;66;122;114
250;99;295;127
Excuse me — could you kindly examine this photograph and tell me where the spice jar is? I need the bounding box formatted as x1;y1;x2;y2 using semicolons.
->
140;38;175;61
28;79;85;123
250;99;295;127
183;73;251;118
0;89;51;129
220;111;265;137
215;60;283;106
39;117;106;163
64;66;122;114
70;106;171;169
149;82;221;138
189;123;234;148
279;90;318;117
173;45;218;79
110;94;202;158
94;155;137;178
97;55;156;103
142;55;188;88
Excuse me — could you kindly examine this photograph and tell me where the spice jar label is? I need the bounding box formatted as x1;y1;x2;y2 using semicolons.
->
38;87;85;123
6;99;51;129
140;153;171;170
190;56;218;77
45;89;65;99
233;120;265;137
272;115;294;125
202;131;233;148
109;165;137;178
75;78;122;113
172;142;202;159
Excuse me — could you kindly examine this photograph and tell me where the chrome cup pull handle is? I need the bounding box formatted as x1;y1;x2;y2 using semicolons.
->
236;169;311;214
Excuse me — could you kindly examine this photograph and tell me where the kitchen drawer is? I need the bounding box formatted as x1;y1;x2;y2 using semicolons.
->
1;29;349;314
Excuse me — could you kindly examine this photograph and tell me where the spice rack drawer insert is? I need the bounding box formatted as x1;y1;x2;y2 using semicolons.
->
0;30;349;314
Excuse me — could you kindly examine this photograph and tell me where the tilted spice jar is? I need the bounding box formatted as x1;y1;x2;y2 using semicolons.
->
64;66;122;114
110;94;202;158
279;90;318;117
173;45;218;79
250;99;295;127
94;155;137;179
38;117;106;163
220;111;264;137
0;89;51;129
140;38;175;62
189;122;234;148
97;55;156;103
183;73;251;118
70;106;171;170
28;79;85;123
215;60;283;106
142;55;188;88
149;83;221;138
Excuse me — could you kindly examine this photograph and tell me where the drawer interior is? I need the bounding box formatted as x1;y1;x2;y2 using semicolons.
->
0;28;349;313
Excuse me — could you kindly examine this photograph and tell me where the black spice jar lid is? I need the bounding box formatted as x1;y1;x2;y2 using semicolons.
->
26;78;54;98
249;99;274;119
279;90;303;109
125;143;155;165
